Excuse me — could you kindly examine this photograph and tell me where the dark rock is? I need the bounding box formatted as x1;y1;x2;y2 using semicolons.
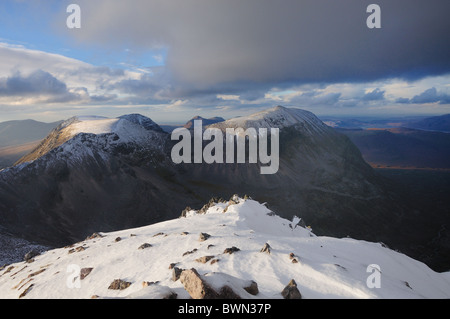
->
223;246;240;254
281;279;302;299
108;279;132;290
80;267;93;280
153;232;165;237
115;237;121;242
138;243;152;250
210;259;219;265
260;243;271;254
163;291;178;299
199;233;211;241
24;249;40;262
182;248;198;256
243;280;259;296
218;285;241;299
86;233;104;240
180;207;192;218
195;256;215;263
172;267;183;282
168;263;178;269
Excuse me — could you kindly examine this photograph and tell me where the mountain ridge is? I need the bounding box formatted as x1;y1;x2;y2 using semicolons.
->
1;196;448;299
0;106;431;271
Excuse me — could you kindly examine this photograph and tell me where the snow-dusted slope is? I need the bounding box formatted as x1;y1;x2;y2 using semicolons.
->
1;196;448;299
209;106;330;136
15;114;167;166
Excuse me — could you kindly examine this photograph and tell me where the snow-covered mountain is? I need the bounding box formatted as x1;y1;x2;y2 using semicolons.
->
209;106;329;135
1;196;448;299
15;114;166;166
0;106;427;271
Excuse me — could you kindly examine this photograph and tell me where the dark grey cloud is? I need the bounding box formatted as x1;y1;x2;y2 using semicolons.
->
290;91;342;107
397;87;450;105
0;70;68;97
362;88;385;101
0;70;116;104
68;0;450;94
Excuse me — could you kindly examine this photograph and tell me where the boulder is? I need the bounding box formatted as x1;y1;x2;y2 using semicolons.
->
199;233;211;241
180;268;218;299
281;279;302;299
243;280;259;296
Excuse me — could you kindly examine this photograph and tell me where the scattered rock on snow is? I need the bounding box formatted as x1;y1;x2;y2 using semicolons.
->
80;267;93;280
86;233;104;240
195;256;215;263
24;249;40;262
223;247;240;254
182;249;198;256
243;281;259;296
19;284;34;299
108;279;132;290
199;233;211;241
142;281;160;287
138;243;152;250
281;279;302;299
168;263;178;269
153;232;165;237
260;243;271;254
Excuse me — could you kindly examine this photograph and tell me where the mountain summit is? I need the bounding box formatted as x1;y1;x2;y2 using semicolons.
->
16;114;165;165
0;107;420;269
209;106;328;134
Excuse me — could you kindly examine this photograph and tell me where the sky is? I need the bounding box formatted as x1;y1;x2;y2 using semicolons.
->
0;0;449;123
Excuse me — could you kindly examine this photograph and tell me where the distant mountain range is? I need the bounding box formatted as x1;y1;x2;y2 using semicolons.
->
405;114;450;133
322;114;450;133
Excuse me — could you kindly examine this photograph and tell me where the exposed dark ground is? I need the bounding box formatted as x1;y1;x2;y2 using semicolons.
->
374;168;450;272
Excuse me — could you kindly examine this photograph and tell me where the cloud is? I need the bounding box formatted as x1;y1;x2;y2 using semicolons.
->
68;0;450;92
396;87;450;104
362;88;385;101
0;70;86;104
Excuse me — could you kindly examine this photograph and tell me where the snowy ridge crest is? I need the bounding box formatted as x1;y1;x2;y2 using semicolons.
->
1;196;449;299
209;106;330;136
